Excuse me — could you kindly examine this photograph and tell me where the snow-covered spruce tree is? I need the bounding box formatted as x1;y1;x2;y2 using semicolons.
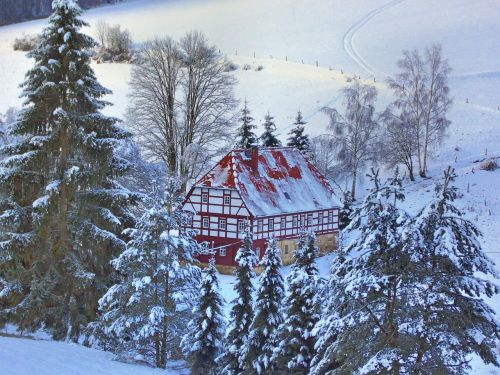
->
338;190;354;230
235;100;258;149
273;231;321;374
182;256;226;375
0;0;135;340
218;228;258;374
402;167;499;373
98;178;200;369
259;112;281;148
310;168;411;374
287;110;311;156
310;231;347;375
242;237;285;374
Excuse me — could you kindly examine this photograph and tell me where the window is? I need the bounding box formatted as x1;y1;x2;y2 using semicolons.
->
256;247;261;258
300;215;305;227
318;213;323;225
281;217;286;230
284;244;289;255
224;195;230;205
202;217;209;228
257;220;263;232
328;210;333;223
202;193;208;203
219;218;226;230
292;216;298;227
269;219;274;231
220;247;226;256
238;220;245;232
307;213;313;226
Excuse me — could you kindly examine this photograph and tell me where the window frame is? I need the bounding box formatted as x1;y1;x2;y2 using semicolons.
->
220;247;226;256
201;193;208;203
269;218;274;231
238;219;245;232
202;217;209;228
257;219;263;233
307;213;313;226
219;218;226;230
224;195;231;205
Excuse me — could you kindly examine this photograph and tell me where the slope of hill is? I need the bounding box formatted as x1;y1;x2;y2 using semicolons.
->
0;0;499;373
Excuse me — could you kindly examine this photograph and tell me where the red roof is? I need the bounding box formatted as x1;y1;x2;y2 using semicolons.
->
196;147;340;217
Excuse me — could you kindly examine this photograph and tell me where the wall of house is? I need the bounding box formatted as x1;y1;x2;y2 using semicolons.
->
182;186;340;270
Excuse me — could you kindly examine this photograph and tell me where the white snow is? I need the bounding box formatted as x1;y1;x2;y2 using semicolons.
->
0;334;187;375
0;0;499;373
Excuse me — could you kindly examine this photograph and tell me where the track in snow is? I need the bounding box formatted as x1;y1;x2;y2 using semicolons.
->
342;0;406;76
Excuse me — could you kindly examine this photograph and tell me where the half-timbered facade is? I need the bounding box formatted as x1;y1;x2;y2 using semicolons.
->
182;147;340;270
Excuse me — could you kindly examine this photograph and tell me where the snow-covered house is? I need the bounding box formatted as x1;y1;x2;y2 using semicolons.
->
181;147;340;271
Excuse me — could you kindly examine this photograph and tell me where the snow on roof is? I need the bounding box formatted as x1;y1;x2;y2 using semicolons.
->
196;147;340;217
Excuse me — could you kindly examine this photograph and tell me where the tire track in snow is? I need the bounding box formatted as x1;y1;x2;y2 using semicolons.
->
343;0;406;76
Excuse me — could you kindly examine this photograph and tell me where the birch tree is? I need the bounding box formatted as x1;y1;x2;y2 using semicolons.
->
387;45;452;178
322;81;379;199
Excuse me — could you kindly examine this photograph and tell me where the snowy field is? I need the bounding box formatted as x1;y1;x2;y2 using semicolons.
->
0;0;499;373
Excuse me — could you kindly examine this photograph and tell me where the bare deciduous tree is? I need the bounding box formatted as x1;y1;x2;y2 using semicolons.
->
387;44;452;177
310;134;336;179
128;37;182;174
322;81;379;199
178;31;237;181
95;19;108;48
127;32;236;189
380;107;418;181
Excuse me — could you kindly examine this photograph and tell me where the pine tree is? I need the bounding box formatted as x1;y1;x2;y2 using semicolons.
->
235;100;258;149
273;231;321;374
97;178;200;368
310;169;412;374
259;112;281;148
287;111;311;156
0;0;135;340
338;190;354;230
218;228;258;375
243;237;285;374
310;231;347;375
402;167;499;373
182;257;226;375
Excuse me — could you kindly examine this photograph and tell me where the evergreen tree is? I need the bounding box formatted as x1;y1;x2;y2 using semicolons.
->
338;190;354;230
235;100;258;149
0;0;135;340
259;112;281;148
310;231;347;375
218;228;258;374
273;231;321;374
311;169;412;374
287;111;311;156
243;237;285;374
402;167;499;373
97;178;200;368
182;256;226;375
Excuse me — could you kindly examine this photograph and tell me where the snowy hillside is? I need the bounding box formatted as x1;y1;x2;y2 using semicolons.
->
0;334;187;375
0;0;499;373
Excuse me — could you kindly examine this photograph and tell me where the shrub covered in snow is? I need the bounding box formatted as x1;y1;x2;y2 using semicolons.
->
479;158;498;171
12;33;39;51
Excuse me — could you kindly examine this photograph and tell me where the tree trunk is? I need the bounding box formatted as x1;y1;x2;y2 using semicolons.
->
351;169;357;200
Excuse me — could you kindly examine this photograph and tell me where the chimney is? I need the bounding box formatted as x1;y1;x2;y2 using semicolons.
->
250;147;259;176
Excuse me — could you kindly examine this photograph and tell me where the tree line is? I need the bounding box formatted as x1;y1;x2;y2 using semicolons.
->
177;168;499;375
0;0;122;26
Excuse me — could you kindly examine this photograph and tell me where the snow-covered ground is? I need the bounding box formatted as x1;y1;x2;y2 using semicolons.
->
0;0;499;373
0;334;187;375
